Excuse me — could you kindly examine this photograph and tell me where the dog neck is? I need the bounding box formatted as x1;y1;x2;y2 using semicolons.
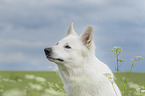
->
57;63;85;82
57;54;96;83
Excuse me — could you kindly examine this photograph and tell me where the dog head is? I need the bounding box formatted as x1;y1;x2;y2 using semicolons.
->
44;23;94;67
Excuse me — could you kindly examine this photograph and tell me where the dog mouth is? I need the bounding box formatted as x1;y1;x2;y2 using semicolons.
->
46;56;64;62
44;48;64;62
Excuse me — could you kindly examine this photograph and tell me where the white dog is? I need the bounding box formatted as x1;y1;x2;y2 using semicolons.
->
44;23;121;96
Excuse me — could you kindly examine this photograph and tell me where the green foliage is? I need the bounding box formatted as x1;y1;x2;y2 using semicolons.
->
0;71;145;96
0;71;65;96
110;46;144;96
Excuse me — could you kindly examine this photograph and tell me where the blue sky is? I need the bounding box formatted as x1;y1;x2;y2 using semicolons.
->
0;0;144;72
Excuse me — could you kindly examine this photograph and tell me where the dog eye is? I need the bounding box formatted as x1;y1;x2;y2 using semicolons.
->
64;45;71;49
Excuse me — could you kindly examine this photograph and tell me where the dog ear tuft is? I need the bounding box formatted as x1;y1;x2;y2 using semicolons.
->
80;26;94;48
66;23;77;36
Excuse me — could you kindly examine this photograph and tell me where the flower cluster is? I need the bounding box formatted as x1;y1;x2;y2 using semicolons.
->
0;74;66;96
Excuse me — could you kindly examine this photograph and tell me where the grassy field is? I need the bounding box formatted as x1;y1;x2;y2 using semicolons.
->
114;73;145;96
0;71;145;96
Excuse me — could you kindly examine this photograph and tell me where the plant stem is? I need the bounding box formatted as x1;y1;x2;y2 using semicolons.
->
126;60;139;82
116;55;119;71
116;54;126;96
117;71;126;96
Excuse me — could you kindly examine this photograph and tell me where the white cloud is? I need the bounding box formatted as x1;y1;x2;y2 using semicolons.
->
0;38;47;48
0;52;27;63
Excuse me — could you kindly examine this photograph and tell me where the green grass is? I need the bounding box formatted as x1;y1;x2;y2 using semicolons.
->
0;71;62;89
114;72;145;96
0;71;145;96
0;71;65;96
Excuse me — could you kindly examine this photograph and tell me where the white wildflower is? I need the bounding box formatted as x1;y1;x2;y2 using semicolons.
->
18;79;22;82
35;76;46;82
47;82;54;87
0;89;4;92
10;80;16;83
135;89;142;96
25;86;28;89
141;90;145;93
128;82;140;89
28;83;43;91
41;82;46;85
2;89;25;96
25;74;35;80
136;88;141;92
103;73;114;84
45;89;65;96
55;84;60;88
2;78;10;82
41;93;51;96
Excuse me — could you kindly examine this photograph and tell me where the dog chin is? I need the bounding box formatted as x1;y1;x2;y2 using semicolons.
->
46;56;64;63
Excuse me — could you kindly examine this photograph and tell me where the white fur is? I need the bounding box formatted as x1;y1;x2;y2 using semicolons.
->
46;23;121;96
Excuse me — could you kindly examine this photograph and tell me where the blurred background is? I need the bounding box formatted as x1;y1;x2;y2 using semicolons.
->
0;0;144;72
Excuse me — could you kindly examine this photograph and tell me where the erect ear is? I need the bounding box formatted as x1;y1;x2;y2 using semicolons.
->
66;23;77;36
80;26;94;48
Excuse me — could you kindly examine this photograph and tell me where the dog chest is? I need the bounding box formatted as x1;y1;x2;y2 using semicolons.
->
64;76;100;96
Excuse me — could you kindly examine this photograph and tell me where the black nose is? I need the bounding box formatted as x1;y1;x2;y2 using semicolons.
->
44;48;52;56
